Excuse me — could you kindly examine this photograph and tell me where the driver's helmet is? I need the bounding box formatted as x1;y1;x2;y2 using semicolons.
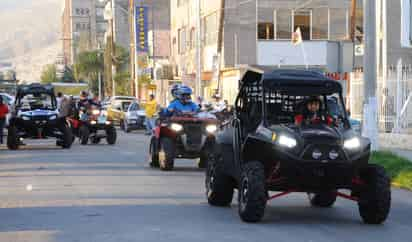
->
176;86;193;104
171;84;182;99
80;90;89;100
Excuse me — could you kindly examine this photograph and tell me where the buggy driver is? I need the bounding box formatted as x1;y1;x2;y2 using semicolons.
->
295;96;334;126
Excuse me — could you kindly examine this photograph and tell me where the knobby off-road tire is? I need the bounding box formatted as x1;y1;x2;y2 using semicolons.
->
308;191;337;207
149;138;160;168
159;137;175;171
60;124;73;149
358;164;391;224
106;126;117;145
7;125;19;150
79;126;90;145
205;151;234;206
238;161;267;222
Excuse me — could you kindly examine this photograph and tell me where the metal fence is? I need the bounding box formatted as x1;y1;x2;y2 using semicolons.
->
350;63;412;134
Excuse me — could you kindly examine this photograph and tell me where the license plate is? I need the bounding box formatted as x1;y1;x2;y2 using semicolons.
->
98;116;107;124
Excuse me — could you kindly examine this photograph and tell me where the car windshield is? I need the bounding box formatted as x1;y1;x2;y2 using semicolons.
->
265;90;348;128
17;93;56;110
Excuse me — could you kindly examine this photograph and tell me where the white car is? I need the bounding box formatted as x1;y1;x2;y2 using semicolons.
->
120;102;146;133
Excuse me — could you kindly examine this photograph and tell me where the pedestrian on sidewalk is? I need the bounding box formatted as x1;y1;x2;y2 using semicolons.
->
0;96;9;144
145;94;157;135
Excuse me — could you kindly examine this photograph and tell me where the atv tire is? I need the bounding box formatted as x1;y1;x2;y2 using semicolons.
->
238;161;267;222
358;164;391;224
60;124;73;149
7;125;19;150
106;126;117;145
79;126;90;145
206;151;234;206
308;191;337;207
159;137;175;171
149;138;160;168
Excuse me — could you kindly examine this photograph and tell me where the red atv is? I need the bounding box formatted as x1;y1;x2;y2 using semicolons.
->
149;112;219;171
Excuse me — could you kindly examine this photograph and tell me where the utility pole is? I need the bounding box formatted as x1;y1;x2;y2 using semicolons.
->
111;0;116;97
195;0;202;98
363;0;379;150
350;0;357;42
216;0;226;95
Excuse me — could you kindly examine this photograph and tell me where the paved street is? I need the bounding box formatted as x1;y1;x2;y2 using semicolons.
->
0;131;411;242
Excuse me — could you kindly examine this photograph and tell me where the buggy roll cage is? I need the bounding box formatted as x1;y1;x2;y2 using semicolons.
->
234;69;351;128
15;84;57;109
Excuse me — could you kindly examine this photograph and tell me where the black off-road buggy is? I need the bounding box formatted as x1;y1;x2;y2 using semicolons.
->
205;69;391;224
7;84;73;150
149;112;219;171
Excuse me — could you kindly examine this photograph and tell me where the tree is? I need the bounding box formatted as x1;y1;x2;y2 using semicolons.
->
40;64;58;84
74;50;104;95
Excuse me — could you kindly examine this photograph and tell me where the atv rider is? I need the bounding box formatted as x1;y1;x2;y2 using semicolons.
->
295;96;334;126
167;86;199;116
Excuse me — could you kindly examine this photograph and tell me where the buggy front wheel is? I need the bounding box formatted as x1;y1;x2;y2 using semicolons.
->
238;161;267;222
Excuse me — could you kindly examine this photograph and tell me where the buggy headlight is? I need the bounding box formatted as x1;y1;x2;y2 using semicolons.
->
170;123;183;132
49;115;57;120
22;116;30;121
206;124;217;133
278;135;297;148
344;137;361;149
92;110;100;115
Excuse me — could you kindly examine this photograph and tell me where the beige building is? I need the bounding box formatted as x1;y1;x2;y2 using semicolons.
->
62;0;107;65
170;0;355;103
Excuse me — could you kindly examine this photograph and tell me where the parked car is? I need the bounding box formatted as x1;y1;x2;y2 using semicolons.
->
120;102;146;132
106;96;137;124
205;69;391;224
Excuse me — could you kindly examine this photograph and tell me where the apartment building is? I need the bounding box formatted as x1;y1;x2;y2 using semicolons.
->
62;0;107;65
171;0;355;102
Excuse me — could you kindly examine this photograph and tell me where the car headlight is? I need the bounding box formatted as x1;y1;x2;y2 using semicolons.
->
344;137;361;149
206;124;217;133
92;110;100;115
170;123;183;132
49;115;57;120
22;116;30;121
278;135;297;148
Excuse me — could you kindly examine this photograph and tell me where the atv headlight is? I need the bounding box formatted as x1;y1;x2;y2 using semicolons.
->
92;110;100;115
278;135;297;148
170;123;183;132
91;120;97;125
206;124;217;133
22;116;30;121
49;115;57;120
344;137;361;149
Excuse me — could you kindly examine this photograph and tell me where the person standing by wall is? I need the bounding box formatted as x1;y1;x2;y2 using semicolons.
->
145;94;158;135
0;96;9;144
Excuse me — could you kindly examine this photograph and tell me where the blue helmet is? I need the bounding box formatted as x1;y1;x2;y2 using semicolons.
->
176;86;193;103
171;84;182;99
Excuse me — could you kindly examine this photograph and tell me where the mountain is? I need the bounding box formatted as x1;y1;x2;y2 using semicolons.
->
0;0;62;82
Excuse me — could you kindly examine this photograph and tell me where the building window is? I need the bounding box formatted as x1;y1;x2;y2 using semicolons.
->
275;10;292;39
178;28;186;54
293;10;311;40
330;8;348;40
189;28;195;49
76;23;81;31
85;8;90;15
258;23;274;40
76;8;80;15
312;8;328;39
203;12;218;46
